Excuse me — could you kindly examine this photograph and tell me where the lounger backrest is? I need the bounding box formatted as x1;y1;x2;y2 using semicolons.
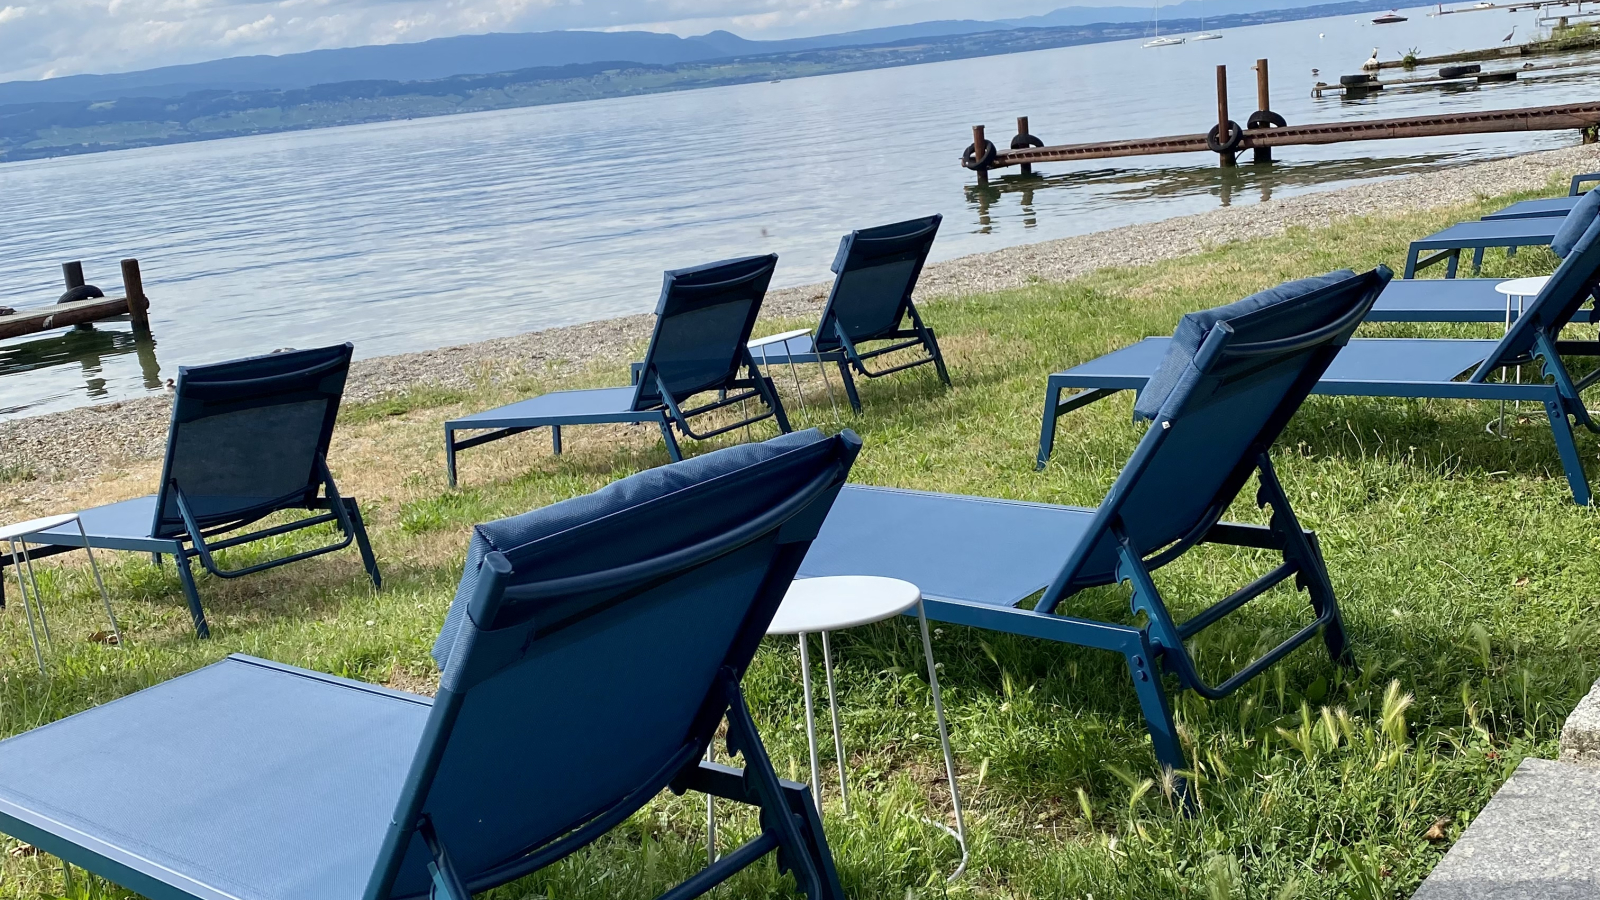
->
632;255;777;408
366;429;861;899
1042;269;1390;604
813;215;941;350
1479;214;1600;374
150;344;352;539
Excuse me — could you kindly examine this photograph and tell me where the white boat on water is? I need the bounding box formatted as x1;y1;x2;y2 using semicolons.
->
1144;0;1186;46
1191;0;1223;40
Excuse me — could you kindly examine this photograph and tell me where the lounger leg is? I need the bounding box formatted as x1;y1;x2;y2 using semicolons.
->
778;776;848;900
173;551;211;639
1404;247;1420;279
1445;251;1460;279
720;672;837;900
835;360;862;414
1545;398;1591;505
925;330;952;387
444;428;460;488
344;498;383;590
1127;645;1185;775
658;420;684;462
551;425;562;455
758;375;793;434
1472;247;1486;274
1037;382;1064;470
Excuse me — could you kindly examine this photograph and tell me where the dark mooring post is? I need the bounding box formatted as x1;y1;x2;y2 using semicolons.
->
61;261;85;290
1254;58;1272;164
1016;116;1033;176
1216;65;1236;168
121;258;150;328
972;124;989;185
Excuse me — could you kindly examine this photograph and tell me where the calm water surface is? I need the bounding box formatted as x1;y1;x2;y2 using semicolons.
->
2;4;1595;417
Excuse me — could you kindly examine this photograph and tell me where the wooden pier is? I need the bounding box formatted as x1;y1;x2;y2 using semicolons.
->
963;59;1600;180
0;259;151;340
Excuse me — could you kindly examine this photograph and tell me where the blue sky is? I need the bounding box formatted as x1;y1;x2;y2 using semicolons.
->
0;0;1101;82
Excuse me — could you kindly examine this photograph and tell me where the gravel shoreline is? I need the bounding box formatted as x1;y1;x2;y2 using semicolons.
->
10;143;1600;481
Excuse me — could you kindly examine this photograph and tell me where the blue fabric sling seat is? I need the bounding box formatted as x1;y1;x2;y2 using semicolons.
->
444;255;792;486
4;344;379;638
1404;187;1600;277
1368;276;1597;325
738;216;949;412
802;269;1386;777
0;428;860;900
1039;215;1600;505
1483;171;1600;220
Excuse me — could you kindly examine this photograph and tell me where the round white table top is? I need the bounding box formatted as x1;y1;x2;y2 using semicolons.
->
767;576;921;635
0;512;78;542
1496;275;1550;298
748;328;814;350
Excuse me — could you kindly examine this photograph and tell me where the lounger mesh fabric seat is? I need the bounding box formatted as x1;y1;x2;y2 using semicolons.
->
1485;172;1600;219
4;344;379;637
1405;189;1600;277
802;268;1386;776
748;216;949;412
1369;276;1596;324
1039;216;1600;504
444;255;791;485
0;428;860;900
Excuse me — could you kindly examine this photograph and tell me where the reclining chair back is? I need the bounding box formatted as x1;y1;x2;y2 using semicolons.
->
633;255;777;409
1478;214;1600;376
367;429;860;899
1042;268;1390;607
151;344;352;538
813;215;941;351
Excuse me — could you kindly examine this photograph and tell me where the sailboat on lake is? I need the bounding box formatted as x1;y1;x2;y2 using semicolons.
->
1144;0;1186;46
1191;0;1222;39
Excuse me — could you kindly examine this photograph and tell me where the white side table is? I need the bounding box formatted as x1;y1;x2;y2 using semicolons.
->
748;328;840;418
1491;276;1550;435
755;576;967;880
0;513;122;673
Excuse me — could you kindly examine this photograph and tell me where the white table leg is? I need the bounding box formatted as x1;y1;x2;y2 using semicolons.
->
8;540;44;674
917;600;968;881
76;518;122;648
821;630;849;812
20;546;51;642
806;340;841;418
798;632;822;806
704;743;717;863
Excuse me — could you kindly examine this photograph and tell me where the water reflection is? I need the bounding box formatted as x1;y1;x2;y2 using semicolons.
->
0;324;162;416
966;151;1459;224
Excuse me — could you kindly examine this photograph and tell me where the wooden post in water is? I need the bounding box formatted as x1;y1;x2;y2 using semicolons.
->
1016;117;1033;176
61;261;85;291
1216;65;1236;167
121;258;149;327
1254;58;1273;164
972;124;989;185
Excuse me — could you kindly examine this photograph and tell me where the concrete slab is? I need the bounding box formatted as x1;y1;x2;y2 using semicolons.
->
1561;678;1600;767
1412;757;1600;899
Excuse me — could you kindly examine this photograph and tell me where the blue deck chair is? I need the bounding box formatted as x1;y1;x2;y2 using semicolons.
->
0;428;860;900
801;270;1386;775
444;255;791;486
1483;171;1600;220
745;216;949;413
1404;188;1600;277
1039;218;1600;502
4;344;378;638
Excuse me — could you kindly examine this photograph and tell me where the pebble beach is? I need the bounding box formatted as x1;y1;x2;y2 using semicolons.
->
9;142;1600;483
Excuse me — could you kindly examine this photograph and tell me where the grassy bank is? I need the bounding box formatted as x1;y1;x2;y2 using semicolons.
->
3;179;1597;899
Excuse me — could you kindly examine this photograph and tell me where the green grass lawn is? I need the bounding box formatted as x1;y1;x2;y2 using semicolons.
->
3;178;1598;900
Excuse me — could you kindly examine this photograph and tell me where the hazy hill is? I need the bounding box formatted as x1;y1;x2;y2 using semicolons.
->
0;0;1337;107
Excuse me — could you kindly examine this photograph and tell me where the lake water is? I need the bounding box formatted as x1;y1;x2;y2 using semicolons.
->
2;4;1596;418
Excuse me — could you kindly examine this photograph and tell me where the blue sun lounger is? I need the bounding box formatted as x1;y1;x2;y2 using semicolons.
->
4;345;379;638
740;215;949;413
1483;171;1600;220
445;255;791;485
1405;188;1600;277
1039;218;1600;503
0;428;859;900
801;269;1385;775
1367;276;1593;324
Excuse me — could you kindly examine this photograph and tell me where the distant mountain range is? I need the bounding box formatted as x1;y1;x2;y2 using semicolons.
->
0;0;1325;107
0;0;1411;162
